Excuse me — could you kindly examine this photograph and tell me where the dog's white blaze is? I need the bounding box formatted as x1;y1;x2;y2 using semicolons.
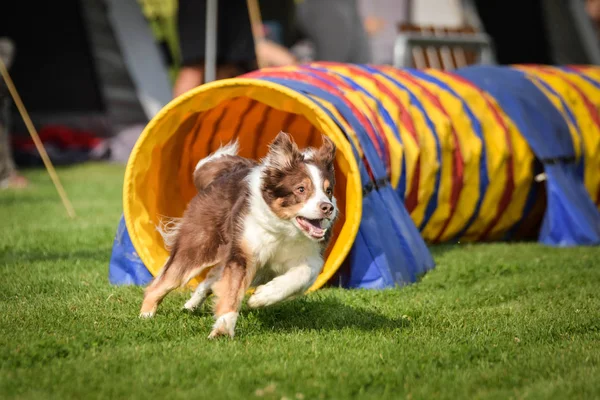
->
194;140;239;171
302;148;316;159
298;164;331;220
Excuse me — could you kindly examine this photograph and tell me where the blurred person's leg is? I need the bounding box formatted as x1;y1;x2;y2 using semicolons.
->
295;0;372;63
0;38;27;190
348;0;372;64
257;40;298;67
587;0;600;33
174;0;256;98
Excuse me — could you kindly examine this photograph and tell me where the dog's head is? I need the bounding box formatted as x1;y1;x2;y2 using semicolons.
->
260;131;338;242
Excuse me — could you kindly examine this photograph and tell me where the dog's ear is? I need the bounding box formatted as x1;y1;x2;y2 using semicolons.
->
317;134;336;170
264;131;303;169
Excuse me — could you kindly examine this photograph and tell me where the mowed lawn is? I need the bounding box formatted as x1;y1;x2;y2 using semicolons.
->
1;163;599;400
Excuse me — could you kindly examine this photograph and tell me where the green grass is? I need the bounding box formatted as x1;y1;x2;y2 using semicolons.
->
1;164;599;400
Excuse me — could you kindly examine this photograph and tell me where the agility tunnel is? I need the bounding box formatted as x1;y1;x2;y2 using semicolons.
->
109;63;600;291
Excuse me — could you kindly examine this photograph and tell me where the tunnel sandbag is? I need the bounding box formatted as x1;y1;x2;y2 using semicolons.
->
455;65;600;246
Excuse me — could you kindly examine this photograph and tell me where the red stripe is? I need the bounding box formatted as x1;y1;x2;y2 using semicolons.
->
232;99;258;140
404;160;420;213
443;71;516;240
252;106;272;159
312;62;418;140
310;63;420;151
281;112;297;133
384;67;464;242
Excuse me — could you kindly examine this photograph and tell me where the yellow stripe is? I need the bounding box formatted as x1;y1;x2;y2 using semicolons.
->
484;98;534;241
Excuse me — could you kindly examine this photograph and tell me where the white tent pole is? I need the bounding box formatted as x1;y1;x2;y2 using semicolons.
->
205;0;218;83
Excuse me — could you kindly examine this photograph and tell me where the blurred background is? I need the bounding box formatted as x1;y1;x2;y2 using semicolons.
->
1;0;600;189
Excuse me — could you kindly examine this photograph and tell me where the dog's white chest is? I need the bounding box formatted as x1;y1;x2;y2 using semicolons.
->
243;217;319;270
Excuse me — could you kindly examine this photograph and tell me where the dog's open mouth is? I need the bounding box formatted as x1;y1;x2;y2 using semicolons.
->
296;216;326;239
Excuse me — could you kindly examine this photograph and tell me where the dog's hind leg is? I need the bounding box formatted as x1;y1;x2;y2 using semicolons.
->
139;258;182;318
139;255;211;318
183;265;223;311
208;249;255;339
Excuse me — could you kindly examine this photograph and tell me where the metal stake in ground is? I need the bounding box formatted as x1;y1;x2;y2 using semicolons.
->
0;57;77;218
204;0;218;83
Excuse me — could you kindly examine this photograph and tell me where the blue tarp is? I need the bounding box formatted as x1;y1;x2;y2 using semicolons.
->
108;216;153;285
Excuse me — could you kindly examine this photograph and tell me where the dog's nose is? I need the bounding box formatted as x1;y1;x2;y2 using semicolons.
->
320;201;334;216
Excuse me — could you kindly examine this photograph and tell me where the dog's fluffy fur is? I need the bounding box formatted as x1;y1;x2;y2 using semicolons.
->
139;131;339;339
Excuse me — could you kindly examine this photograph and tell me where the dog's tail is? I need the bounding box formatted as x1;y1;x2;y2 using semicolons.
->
194;140;240;172
156;216;183;250
193;141;243;192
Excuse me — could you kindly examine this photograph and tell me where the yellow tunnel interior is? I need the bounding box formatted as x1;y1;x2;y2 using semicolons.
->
123;80;362;291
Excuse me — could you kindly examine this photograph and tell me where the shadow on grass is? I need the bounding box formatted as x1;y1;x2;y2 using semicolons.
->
248;296;409;333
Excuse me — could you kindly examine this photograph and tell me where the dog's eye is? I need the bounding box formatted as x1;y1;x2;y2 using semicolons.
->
297;186;305;193
326;188;332;196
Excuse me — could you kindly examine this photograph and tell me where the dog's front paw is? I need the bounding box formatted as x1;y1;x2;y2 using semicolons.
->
208;312;238;339
247;284;284;308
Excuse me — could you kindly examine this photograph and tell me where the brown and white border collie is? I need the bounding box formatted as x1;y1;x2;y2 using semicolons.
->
139;131;339;339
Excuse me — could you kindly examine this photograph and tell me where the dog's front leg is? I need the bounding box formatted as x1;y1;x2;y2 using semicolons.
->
247;257;321;308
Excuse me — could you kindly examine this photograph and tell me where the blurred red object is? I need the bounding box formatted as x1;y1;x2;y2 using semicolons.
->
11;125;103;151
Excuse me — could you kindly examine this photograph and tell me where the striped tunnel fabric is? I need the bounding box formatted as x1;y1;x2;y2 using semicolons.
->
108;63;600;291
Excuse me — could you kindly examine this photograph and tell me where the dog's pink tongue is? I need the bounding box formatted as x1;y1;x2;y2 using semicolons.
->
297;217;325;238
307;218;322;229
307;220;325;238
